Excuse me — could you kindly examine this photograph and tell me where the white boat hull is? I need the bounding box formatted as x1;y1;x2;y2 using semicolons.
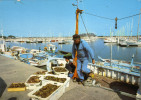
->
48;58;140;86
88;63;140;85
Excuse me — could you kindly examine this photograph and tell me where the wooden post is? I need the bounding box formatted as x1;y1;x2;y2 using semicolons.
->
72;8;83;79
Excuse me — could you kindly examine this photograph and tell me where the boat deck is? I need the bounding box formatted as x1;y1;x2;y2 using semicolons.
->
0;55;136;100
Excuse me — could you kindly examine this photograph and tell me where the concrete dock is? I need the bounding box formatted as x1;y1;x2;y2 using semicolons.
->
0;55;135;100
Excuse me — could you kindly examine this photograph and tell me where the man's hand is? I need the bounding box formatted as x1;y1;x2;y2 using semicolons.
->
73;58;76;66
92;59;95;64
70;72;73;74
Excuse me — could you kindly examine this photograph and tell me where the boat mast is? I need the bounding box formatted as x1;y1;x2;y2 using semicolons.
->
110;28;112;67
130;18;133;40
75;1;83;35
137;9;141;41
72;0;83;79
0;24;3;39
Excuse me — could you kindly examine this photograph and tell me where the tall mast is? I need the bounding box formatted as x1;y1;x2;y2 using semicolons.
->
0;24;3;39
75;9;79;35
75;0;83;35
72;0;83;79
110;27;112;67
130;18;133;39
137;9;141;41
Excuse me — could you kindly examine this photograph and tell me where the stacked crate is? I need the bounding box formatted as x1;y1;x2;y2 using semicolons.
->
27;69;70;100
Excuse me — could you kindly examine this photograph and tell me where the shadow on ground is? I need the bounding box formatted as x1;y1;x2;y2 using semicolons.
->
109;81;139;100
8;97;17;100
0;77;7;97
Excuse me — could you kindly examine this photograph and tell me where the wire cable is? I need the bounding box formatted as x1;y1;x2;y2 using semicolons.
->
80;13;107;59
80;14;97;58
84;12;141;21
84;12;115;20
80;14;89;34
118;13;141;20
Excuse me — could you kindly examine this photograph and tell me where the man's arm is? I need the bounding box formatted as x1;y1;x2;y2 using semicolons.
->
83;41;95;64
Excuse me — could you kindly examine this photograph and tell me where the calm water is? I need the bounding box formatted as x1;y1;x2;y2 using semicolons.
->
6;39;141;63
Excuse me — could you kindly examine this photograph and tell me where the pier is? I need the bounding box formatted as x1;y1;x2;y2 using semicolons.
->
0;55;136;100
4;36;139;43
5;36;98;43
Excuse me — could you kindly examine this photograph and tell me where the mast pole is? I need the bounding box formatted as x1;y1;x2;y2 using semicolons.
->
72;0;83;79
110;28;112;67
137;9;141;41
75;9;79;35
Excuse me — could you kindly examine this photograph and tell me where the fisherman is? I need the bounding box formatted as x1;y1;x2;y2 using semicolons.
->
72;34;95;84
64;56;75;78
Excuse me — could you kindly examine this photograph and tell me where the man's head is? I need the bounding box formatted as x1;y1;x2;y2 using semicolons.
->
63;56;72;62
73;34;80;44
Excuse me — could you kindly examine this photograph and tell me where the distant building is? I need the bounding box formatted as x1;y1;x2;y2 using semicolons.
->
80;33;96;37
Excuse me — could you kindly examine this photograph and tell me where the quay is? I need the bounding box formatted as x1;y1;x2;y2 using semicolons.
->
4;36;138;43
0;55;135;100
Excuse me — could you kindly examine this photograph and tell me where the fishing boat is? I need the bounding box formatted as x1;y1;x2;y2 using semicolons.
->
19;53;33;60
30;49;45;55
58;40;69;44
104;38;117;43
97;56;140;73
11;46;27;56
50;40;58;42
44;44;57;53
119;39;128;47
19;52;48;66
0;39;6;53
94;37;141;85
58;50;72;56
0;28;6;53
29;55;48;66
87;61;140;85
126;9;141;47
126;40;141;47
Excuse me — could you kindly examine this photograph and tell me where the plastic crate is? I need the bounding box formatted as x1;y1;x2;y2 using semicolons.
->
25;75;42;90
41;74;70;88
33;71;48;76
28;82;64;100
46;71;55;75
40;75;70;93
52;67;69;76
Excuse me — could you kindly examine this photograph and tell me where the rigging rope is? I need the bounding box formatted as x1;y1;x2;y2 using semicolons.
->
79;7;141;61
80;14;89;34
118;13;141;20
80;13;138;62
80;13;108;59
80;14;97;58
84;12;114;20
84;12;141;21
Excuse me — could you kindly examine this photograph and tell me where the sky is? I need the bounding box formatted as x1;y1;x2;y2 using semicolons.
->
0;0;141;37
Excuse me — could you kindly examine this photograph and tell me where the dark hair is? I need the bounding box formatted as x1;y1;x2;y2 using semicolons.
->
63;56;72;59
72;34;80;40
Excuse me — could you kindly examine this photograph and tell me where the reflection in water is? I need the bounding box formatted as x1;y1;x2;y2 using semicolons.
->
6;39;141;62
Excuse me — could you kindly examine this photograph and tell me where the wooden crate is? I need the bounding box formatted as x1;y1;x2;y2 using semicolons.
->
8;87;26;92
7;83;26;92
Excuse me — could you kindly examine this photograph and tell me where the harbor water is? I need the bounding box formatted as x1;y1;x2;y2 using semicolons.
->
6;38;141;63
